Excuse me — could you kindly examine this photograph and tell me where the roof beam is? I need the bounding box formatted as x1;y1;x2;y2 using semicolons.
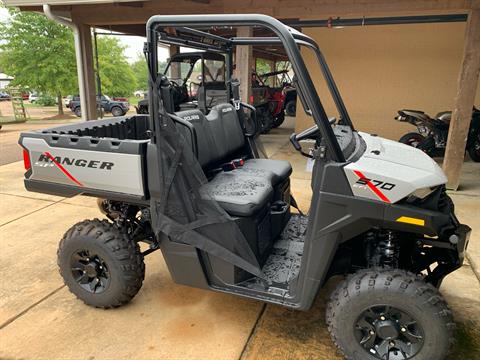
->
66;0;475;26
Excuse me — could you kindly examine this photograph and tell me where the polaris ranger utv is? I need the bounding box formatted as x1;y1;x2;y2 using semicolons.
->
19;15;470;360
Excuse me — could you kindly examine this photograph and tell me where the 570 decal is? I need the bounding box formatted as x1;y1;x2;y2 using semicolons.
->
355;178;396;190
351;170;394;203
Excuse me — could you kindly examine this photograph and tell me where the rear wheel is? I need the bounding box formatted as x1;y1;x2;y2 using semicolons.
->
74;106;81;117
285;100;296;117
272;111;285;128
399;132;425;147
326;269;454;360
58;219;145;308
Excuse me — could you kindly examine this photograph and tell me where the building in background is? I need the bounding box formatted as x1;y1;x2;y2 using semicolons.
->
0;72;13;90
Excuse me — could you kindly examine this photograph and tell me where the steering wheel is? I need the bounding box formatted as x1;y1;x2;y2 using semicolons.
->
170;80;188;106
289;117;336;158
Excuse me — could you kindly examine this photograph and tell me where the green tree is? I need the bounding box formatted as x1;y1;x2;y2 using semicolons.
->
0;9;137;115
130;54;148;91
255;58;272;75
0;9;77;115
130;54;167;91
96;37;136;97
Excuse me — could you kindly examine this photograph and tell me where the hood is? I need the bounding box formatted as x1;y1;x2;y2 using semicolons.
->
343;132;447;204
360;132;444;175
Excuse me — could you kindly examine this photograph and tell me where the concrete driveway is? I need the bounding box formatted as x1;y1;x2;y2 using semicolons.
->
1;120;479;359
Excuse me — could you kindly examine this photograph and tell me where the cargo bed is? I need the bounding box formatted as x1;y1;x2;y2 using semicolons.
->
19;115;151;203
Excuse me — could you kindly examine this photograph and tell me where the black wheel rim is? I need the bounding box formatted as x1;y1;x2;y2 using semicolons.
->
406;136;423;147
355;305;424;360
70;249;110;294
474;136;480;157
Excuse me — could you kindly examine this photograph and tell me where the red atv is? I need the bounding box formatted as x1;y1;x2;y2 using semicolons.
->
251;71;287;133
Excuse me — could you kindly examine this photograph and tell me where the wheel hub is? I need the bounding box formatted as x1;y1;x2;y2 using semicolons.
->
70;249;110;294
84;262;99;277
375;320;399;340
355;305;424;359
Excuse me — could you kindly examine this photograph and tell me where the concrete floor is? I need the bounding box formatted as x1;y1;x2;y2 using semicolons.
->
0;118;479;359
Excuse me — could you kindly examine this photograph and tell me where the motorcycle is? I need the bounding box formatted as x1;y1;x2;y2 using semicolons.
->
395;106;480;162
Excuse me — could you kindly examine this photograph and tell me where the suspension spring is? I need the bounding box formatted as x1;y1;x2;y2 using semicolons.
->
366;230;400;268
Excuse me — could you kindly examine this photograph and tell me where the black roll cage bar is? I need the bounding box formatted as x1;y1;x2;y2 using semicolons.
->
146;14;353;163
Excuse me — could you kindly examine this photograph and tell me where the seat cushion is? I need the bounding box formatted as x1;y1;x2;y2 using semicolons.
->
203;171;273;217
240;159;292;186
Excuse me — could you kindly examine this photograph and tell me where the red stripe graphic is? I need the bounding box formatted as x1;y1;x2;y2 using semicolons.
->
353;170;390;203
44;151;84;187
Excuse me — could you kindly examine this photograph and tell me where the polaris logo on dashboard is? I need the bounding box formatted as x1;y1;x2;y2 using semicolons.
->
355;178;396;190
35;154;114;170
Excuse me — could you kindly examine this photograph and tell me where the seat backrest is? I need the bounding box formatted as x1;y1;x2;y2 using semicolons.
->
197;82;228;111
207;103;245;157
174;109;216;168
175;103;245;169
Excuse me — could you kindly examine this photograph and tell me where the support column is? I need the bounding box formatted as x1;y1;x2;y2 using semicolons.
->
265;59;276;86
75;23;96;120
169;45;181;79
235;27;253;103
443;8;480;190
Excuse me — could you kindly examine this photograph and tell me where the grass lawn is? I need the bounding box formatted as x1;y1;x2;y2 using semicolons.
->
128;96;143;106
0;115;17;123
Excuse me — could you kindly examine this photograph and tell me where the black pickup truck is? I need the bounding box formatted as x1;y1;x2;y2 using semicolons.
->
69;95;130;117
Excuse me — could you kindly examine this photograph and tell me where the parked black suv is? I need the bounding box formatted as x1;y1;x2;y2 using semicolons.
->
69;95;129;117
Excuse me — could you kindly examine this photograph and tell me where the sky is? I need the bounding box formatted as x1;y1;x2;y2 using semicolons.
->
0;7;8;23
97;33;170;63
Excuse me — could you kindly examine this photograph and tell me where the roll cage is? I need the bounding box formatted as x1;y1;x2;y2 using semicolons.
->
145;14;353;163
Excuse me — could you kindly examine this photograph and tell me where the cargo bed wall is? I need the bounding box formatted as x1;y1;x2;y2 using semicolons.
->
39;115;150;140
19;116;151;202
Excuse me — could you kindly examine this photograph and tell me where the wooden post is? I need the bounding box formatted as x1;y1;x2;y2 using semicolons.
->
265;59;276;86
77;24;97;120
235;26;253;103
169;45;181;79
443;8;480;190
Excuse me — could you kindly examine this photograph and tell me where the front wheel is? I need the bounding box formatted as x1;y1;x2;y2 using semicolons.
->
74;107;82;117
399;132;425;147
111;106;125;117
58;219;145;308
326;269;454;360
467;128;480;162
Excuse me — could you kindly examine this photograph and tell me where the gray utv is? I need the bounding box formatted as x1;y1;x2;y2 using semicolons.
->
19;14;470;360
